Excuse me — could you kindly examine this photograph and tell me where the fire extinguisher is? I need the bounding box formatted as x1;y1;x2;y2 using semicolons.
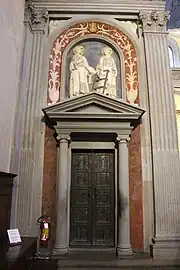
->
37;215;51;243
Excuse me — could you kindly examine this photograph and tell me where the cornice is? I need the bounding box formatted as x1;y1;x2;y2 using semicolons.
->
32;1;165;13
42;92;145;129
42;92;145;116
46;112;142;121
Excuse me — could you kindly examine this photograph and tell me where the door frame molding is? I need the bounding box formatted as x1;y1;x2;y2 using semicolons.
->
43;92;145;256
69;143;117;249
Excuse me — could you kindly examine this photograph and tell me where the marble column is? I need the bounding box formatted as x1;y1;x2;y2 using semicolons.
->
10;2;49;236
53;134;70;256
139;10;180;258
116;135;132;258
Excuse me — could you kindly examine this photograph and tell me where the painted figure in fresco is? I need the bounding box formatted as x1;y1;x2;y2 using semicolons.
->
96;46;117;97
69;45;96;97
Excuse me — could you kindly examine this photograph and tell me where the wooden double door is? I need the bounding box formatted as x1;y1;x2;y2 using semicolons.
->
70;149;115;247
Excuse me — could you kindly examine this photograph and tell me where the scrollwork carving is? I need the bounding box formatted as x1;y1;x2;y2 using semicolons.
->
56;134;71;142
25;1;49;33
116;135;130;144
139;10;170;32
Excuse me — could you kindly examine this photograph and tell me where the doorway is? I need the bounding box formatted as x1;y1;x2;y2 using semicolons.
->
70;149;115;247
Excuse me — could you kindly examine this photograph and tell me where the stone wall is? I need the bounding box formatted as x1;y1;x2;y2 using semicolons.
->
42;19;144;249
0;0;25;172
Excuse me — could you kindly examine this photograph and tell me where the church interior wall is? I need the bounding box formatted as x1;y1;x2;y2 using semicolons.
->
3;0;179;258
42;17;145;250
0;0;25;172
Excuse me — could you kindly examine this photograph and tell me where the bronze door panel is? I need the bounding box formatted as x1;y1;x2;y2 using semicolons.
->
70;150;115;247
70;151;92;246
93;152;115;246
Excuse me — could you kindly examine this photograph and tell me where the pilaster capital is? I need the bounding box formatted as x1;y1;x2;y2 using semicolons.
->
116;135;130;144
56;134;71;143
24;1;49;34
139;10;170;33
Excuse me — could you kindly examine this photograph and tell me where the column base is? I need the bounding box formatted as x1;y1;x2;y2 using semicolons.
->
52;245;68;258
117;245;133;258
151;236;180;259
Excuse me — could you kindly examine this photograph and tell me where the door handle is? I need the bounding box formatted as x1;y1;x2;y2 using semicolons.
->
88;188;91;199
92;188;96;199
88;188;97;199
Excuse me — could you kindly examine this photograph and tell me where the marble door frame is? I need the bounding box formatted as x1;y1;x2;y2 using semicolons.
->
53;132;133;258
42;92;145;257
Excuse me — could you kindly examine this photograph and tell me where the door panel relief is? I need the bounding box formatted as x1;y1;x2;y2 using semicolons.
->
70;150;115;247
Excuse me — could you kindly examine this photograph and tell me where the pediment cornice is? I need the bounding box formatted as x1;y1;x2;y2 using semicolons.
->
43;92;145;125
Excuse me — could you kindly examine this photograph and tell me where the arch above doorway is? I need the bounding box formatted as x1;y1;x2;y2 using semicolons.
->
47;21;139;106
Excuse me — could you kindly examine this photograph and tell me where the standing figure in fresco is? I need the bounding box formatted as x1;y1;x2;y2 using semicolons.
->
69;45;96;97
96;46;117;97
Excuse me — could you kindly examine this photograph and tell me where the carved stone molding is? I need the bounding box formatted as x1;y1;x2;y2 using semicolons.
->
116;135;130;144
56;134;71;143
49;20;60;33
139;10;170;33
24;1;49;33
29;1;166;13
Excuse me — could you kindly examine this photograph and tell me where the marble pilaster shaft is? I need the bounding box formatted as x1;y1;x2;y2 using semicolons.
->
10;4;48;236
53;135;70;255
143;31;180;237
117;137;132;257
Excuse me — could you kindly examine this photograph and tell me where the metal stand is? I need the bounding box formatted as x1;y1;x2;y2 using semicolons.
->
34;238;52;260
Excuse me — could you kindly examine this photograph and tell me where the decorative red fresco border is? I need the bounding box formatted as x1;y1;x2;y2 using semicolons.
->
47;21;139;105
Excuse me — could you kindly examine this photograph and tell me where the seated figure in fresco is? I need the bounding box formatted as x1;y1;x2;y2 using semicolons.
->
96;46;117;97
69;45;96;97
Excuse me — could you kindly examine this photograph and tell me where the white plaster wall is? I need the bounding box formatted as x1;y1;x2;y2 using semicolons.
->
0;0;25;172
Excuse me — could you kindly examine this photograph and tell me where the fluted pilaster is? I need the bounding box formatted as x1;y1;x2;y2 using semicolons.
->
139;10;180;258
10;2;49;236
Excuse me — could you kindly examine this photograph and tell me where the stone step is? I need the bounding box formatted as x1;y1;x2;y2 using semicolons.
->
31;259;180;270
31;250;180;270
57;260;180;269
58;268;179;270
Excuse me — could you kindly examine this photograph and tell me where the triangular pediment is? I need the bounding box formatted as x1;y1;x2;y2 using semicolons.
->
43;92;145;120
